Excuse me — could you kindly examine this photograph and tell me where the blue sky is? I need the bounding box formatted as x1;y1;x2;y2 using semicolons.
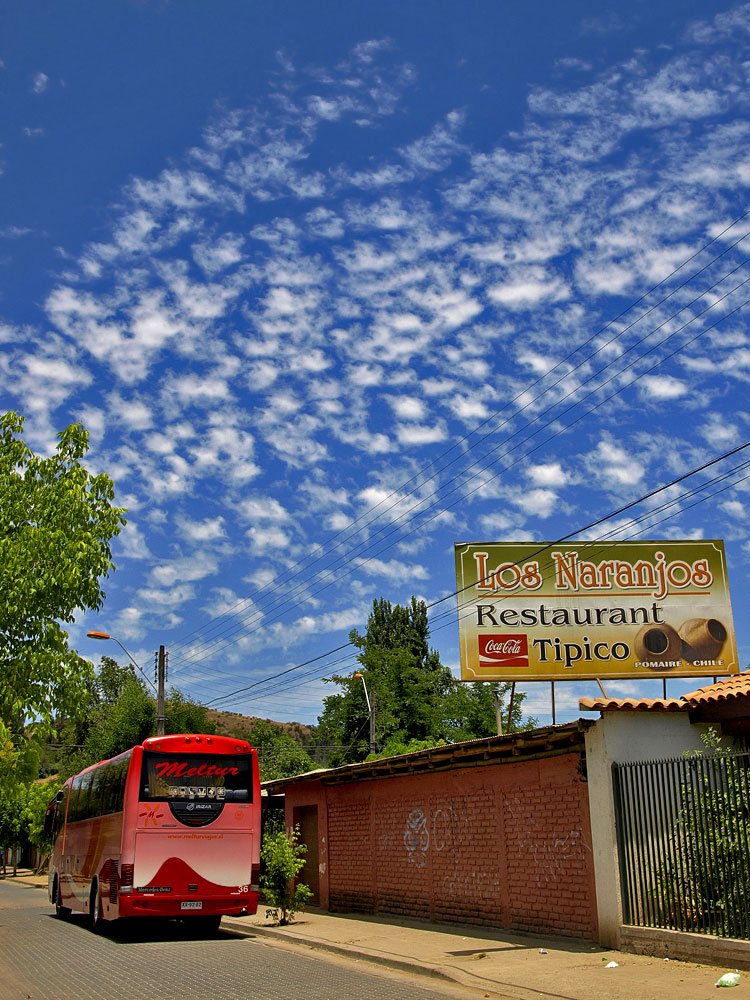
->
2;0;750;728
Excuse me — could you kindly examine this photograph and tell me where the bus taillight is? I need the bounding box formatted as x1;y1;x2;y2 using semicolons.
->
250;863;260;892
120;863;134;894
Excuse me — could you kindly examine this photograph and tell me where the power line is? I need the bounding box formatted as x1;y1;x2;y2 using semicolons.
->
196;440;750;711
169;211;750;667
180;278;750;688
232;456;750;713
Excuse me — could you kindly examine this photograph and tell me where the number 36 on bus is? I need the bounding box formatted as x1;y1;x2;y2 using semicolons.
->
44;734;261;932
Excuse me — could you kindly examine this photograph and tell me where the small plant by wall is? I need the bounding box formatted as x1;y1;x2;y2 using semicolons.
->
260;824;312;925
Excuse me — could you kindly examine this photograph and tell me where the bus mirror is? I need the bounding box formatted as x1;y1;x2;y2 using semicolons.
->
55;789;64;804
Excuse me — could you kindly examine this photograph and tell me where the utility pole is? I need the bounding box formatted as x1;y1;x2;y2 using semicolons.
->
494;690;504;735
354;672;376;754
156;645;167;736
368;692;376;756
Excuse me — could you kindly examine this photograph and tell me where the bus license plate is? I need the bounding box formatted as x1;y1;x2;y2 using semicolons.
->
181;901;202;910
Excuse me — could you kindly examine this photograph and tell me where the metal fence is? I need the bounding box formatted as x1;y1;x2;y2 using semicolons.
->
612;752;750;938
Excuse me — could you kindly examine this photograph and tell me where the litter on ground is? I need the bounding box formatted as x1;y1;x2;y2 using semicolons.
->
715;973;741;988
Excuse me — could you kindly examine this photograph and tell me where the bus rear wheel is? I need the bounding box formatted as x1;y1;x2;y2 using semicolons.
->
89;881;104;932
54;879;71;920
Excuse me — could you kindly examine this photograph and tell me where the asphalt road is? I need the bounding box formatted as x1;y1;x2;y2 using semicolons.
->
0;880;472;1000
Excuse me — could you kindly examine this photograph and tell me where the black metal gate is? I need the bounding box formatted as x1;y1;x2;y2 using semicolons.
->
612;753;750;938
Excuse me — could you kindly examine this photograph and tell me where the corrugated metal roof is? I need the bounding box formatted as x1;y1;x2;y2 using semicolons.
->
579;671;750;714
261;720;594;793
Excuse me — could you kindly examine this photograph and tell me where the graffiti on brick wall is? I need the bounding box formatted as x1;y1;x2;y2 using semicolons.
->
403;809;430;867
505;792;588;888
431;798;476;852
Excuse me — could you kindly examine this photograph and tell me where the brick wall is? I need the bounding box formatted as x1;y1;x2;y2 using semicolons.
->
327;798;374;912
307;751;597;938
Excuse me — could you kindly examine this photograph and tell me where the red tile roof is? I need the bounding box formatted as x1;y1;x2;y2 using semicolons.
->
682;672;750;706
579;671;750;714
579;695;686;713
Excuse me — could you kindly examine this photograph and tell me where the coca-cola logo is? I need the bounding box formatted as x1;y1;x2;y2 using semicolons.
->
478;633;528;668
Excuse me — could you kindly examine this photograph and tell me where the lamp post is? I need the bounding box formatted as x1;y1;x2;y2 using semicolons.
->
354;672;376;754
87;631;165;736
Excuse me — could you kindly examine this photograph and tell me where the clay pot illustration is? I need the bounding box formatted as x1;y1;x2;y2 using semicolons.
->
634;623;683;663
679;618;727;663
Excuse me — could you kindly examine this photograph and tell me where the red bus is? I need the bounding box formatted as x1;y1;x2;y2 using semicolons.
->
45;733;261;931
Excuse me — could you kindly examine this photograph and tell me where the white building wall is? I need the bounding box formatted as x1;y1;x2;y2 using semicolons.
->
584;712;713;948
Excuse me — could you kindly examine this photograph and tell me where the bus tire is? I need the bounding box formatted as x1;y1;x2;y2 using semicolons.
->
89;880;104;932
54;878;71;920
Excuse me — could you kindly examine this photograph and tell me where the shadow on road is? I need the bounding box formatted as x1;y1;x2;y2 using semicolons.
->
44;911;257;945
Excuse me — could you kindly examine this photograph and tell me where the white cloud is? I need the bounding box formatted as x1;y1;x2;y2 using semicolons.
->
116;523;151;560
700;416;739;448
31;72;48;94
388;395;425;420
396;423;447;445
165;373;232;406
137;584;196;608
238;497;291;523
150;553;220;587
721;499;745;518
527;462;568;487
7;26;750;722
202;587;258;621
511;488;558;518
488;274;569;310
354;557;428;580
589;440;645;487
450;396;489;421
638;375;688;400
177;515;226;542
247;524;291;553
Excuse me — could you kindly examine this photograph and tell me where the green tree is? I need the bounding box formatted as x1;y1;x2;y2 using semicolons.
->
0;412;126;790
164;689;216;737
316;597;454;764
260;825;312;925
440;681;536;742
59;674;155;780
246;719;315;782
655;728;750;936
316;596;535;765
53;656;216;780
0;779;57;872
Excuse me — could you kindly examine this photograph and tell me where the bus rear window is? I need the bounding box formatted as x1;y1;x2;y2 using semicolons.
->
140;753;252;803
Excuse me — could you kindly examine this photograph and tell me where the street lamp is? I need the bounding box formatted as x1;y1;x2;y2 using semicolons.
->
354;672;376;754
87;630;165;736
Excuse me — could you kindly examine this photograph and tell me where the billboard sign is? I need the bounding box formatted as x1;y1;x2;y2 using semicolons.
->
454;540;739;681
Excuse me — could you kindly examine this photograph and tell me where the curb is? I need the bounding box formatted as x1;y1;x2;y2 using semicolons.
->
222;917;458;985
1;876;47;890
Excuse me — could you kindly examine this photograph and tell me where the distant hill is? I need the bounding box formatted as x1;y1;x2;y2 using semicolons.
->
205;708;314;745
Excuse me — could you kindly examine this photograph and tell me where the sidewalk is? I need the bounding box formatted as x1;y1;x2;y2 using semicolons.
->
3;870;743;999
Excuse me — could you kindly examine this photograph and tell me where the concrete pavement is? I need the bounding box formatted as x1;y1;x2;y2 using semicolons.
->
4;870;744;999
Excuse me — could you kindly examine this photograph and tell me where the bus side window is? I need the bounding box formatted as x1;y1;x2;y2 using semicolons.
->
101;763;120;816
114;758;129;811
99;767;113;816
76;773;93;822
55;793;66;838
89;768;102;819
43;804;55;837
67;776;82;823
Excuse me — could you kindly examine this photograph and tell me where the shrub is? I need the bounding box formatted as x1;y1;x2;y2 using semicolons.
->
260;824;312;925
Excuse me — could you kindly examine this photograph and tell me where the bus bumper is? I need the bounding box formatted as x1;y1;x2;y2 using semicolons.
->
119;891;260;918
